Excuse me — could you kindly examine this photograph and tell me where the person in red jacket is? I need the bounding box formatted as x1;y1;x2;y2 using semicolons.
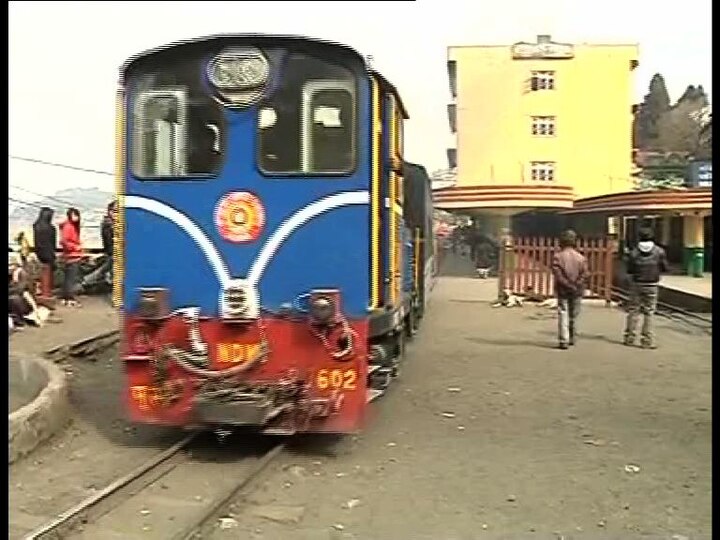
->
60;207;84;307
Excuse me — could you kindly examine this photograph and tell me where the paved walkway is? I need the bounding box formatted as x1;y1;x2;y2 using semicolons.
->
209;272;711;539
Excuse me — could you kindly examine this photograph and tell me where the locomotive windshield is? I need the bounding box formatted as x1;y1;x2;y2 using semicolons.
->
258;53;357;175
127;50;357;178
129;59;226;179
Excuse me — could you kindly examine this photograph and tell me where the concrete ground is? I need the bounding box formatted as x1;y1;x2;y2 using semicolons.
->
9;357;47;413
9;296;116;412
8;297;185;539
8;261;712;539
209;257;711;540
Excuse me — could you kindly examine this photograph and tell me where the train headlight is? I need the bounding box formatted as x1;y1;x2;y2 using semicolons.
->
224;286;249;315
207;48;270;90
220;279;259;321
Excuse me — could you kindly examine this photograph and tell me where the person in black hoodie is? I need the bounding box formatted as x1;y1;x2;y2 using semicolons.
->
101;200;116;285
623;227;669;349
32;207;57;299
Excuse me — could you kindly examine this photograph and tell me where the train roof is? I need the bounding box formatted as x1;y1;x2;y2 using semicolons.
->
120;33;408;119
371;71;408;119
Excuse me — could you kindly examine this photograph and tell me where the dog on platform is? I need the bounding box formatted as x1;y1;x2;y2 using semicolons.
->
492;288;524;308
538;297;558;309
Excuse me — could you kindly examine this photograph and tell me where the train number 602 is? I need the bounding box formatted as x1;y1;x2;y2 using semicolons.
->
316;369;357;391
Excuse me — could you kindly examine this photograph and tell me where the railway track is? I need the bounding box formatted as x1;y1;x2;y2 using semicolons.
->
611;286;712;333
24;432;285;540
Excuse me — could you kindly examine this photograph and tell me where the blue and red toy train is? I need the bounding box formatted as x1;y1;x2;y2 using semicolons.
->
114;34;435;434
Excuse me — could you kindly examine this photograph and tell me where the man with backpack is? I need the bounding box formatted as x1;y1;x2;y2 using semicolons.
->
623;227;668;349
551;230;589;350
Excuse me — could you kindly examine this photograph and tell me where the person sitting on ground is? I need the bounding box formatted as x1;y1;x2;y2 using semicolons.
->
15;232;42;295
8;264;31;331
8;256;57;328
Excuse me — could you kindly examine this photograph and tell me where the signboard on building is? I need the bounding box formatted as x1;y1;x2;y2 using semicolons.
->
511;41;574;60
687;161;712;188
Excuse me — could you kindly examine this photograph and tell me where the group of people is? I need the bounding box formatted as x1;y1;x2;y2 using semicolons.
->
8;201;116;332
450;226;499;277
551;227;668;350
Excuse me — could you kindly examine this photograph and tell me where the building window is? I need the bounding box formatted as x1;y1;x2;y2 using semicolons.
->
530;71;555;91
530;161;556;182
531;116;556;136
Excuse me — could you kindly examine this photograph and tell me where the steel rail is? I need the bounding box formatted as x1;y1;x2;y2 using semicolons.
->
611;286;712;331
23;432;198;539
175;442;286;540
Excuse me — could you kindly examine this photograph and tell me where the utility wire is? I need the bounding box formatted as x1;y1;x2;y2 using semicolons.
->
9;196;101;227
9;196;45;210
9;155;114;176
10;184;86;210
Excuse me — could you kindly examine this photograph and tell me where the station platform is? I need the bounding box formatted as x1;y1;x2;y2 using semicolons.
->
659;273;712;313
232;258;711;538
661;273;712;300
8;258;711;537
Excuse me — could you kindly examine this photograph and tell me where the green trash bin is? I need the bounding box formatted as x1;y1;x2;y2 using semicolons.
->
683;247;705;277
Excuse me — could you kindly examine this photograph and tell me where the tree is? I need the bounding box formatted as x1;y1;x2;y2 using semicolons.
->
633;74;672;149
692;107;712;159
634;173;685;191
698;117;712;159
656;86;710;153
647;74;672;112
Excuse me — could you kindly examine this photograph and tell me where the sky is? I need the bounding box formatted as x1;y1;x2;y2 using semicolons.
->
9;0;712;199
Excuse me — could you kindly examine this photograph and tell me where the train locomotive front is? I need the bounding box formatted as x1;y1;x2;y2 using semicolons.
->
115;34;432;435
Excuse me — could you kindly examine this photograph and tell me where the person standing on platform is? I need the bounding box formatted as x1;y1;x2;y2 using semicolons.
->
60;207;84;307
101;200;116;286
551;230;589;350
32;207;57;301
623;227;668;349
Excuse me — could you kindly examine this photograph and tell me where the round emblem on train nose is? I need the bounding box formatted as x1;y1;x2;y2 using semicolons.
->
215;191;266;243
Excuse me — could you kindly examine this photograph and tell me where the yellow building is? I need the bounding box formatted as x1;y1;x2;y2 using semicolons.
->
436;35;639;229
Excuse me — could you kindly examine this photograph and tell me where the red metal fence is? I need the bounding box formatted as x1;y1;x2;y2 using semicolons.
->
498;236;616;301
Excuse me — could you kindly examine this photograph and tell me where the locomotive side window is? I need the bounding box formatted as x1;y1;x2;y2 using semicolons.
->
303;82;354;172
133;90;187;177
258;53;356;175
129;63;225;179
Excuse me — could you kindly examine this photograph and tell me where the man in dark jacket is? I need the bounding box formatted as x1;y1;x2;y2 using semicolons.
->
101;201;116;285
474;235;496;278
32;207;57;299
551;230;589;349
624;227;668;349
